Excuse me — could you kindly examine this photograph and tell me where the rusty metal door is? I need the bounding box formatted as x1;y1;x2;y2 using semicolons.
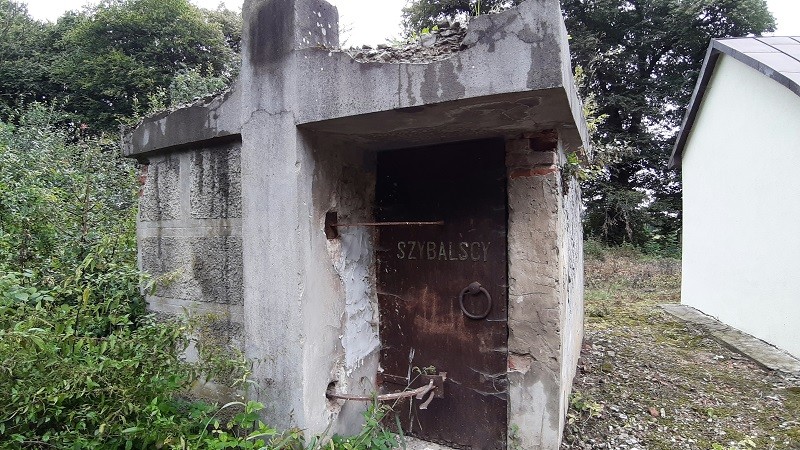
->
376;140;507;449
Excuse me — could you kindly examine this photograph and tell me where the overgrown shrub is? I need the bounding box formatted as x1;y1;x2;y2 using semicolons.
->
0;265;288;449
0;104;138;277
0;104;405;450
584;238;680;261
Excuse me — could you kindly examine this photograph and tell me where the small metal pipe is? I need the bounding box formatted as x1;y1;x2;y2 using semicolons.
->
332;220;444;228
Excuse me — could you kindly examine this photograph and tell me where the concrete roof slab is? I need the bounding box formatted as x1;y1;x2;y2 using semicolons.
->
125;0;589;158
123;81;242;159
298;89;578;151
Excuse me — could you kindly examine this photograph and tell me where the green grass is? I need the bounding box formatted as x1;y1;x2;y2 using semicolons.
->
563;249;800;450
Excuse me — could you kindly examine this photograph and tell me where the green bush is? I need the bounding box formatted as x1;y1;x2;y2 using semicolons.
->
0;265;291;449
584;237;680;261
0;103;138;277
0;104;402;450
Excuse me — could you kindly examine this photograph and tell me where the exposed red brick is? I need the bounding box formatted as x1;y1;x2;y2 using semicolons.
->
137;165;148;197
525;129;559;153
138;165;148;186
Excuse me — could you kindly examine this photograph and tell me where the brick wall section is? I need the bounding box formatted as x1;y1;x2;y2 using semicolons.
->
507;130;560;179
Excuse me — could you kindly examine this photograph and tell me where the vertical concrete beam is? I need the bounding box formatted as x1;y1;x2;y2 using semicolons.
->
238;0;341;433
505;132;564;449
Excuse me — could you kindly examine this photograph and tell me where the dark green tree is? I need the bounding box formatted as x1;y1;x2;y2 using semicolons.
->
563;0;774;250
0;1;57;117
0;0;241;130
49;0;238;131
402;0;775;252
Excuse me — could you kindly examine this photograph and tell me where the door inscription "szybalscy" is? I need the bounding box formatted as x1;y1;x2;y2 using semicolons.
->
395;241;491;262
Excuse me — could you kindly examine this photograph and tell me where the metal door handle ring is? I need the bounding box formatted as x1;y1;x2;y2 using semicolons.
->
459;282;492;320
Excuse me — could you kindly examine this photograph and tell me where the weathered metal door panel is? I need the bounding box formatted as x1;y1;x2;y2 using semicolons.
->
376;140;507;449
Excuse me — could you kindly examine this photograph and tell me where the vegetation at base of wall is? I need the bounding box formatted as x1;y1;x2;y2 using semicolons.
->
0;282;399;449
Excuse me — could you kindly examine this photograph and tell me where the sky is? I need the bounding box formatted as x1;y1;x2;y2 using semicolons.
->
22;0;800;46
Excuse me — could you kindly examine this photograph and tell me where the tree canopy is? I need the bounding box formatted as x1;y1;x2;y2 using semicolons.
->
403;0;775;253
0;1;56;117
563;0;774;250
0;0;241;132
402;0;523;31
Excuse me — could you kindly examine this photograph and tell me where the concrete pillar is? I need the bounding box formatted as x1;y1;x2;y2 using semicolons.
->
238;0;341;432
505;130;583;449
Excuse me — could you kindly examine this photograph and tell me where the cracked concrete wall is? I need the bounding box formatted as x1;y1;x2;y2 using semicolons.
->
238;0;383;434
138;143;244;368
312;138;381;435
506;132;583;449
237;0;343;433
127;0;587;445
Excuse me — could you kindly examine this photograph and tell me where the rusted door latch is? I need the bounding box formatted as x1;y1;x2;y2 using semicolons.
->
417;372;447;409
327;372;447;410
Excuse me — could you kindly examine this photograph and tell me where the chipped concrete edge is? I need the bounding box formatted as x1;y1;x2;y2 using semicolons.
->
660;304;800;375
123;79;243;158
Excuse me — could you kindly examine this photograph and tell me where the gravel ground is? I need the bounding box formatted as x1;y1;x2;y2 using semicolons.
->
562;251;800;450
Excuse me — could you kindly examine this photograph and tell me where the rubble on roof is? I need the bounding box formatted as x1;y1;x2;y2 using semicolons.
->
343;21;468;64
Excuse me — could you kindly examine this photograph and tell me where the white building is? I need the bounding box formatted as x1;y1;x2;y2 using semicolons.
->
670;37;800;359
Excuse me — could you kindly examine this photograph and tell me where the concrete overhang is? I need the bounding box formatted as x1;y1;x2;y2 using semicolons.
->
123;0;589;159
295;1;588;152
122;81;243;160
298;88;582;151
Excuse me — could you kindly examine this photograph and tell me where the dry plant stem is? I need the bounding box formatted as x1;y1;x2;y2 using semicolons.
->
326;380;436;402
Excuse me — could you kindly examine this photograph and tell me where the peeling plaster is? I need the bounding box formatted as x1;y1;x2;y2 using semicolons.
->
332;228;380;373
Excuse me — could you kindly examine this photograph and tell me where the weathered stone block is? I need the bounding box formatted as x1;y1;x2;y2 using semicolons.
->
191;144;242;219
141;236;243;305
139;155;181;221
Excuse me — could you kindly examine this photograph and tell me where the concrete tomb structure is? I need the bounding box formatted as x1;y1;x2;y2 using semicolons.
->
124;0;587;448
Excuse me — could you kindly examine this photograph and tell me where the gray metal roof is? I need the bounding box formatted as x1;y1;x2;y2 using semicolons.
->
669;37;800;168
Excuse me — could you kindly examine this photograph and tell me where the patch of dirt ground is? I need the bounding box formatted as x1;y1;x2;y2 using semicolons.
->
561;251;800;450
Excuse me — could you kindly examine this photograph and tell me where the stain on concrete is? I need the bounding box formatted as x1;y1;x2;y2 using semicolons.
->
140;155;180;221
141;236;243;305
419;59;466;104
249;0;293;65
191;144;242;219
